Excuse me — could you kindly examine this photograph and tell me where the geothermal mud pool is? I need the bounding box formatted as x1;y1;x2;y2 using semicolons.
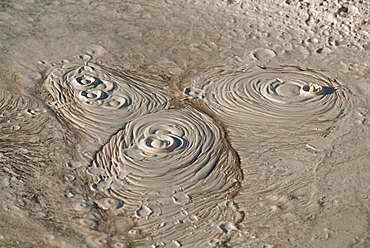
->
1;0;370;247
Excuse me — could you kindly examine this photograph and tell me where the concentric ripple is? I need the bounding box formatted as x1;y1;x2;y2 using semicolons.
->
184;66;350;127
88;107;242;246
44;61;171;144
89;107;241;200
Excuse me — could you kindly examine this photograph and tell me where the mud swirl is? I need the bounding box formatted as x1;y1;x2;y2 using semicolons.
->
184;66;350;128
44;61;171;145
88;107;242;246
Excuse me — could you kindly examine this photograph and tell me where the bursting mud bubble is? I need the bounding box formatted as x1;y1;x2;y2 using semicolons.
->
44;60;171;148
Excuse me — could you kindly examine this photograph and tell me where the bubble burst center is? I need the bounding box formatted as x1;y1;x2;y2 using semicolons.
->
89;107;241;195
44;61;170;145
184;66;349;125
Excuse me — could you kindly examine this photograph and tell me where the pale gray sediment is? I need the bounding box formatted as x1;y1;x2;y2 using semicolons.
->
0;88;90;247
1;0;370;247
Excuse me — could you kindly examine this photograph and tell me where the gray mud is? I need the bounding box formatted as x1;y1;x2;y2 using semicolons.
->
1;1;370;247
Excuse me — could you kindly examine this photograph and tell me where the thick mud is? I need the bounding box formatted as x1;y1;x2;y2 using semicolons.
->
1;1;370;247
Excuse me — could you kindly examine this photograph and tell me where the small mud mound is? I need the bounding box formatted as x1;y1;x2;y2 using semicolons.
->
88;107;242;247
44;61;171;145
184;66;350;130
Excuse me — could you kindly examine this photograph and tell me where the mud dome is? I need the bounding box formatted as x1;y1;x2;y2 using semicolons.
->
1;0;370;248
88;107;242;247
183;66;349;124
44;60;171;150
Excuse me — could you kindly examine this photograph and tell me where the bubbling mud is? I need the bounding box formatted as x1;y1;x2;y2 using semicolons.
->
88;107;242;246
39;61;354;247
184;66;350;129
44;61;171;145
89;107;241;200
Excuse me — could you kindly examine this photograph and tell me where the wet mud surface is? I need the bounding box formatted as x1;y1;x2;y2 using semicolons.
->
1;0;370;247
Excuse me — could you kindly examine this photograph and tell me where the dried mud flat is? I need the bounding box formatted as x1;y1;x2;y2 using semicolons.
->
1;0;370;247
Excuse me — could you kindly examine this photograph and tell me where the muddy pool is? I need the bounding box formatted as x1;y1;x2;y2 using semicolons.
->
1;1;370;247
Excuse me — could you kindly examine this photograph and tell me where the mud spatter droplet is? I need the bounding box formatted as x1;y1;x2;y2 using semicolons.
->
73;200;93;212
172;192;192;205
86;233;110;248
96;198;124;210
219;222;238;234
106;217;134;234
66;161;85;169
111;240;131;248
251;48;276;61
11;125;20;130
78;218;98;229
